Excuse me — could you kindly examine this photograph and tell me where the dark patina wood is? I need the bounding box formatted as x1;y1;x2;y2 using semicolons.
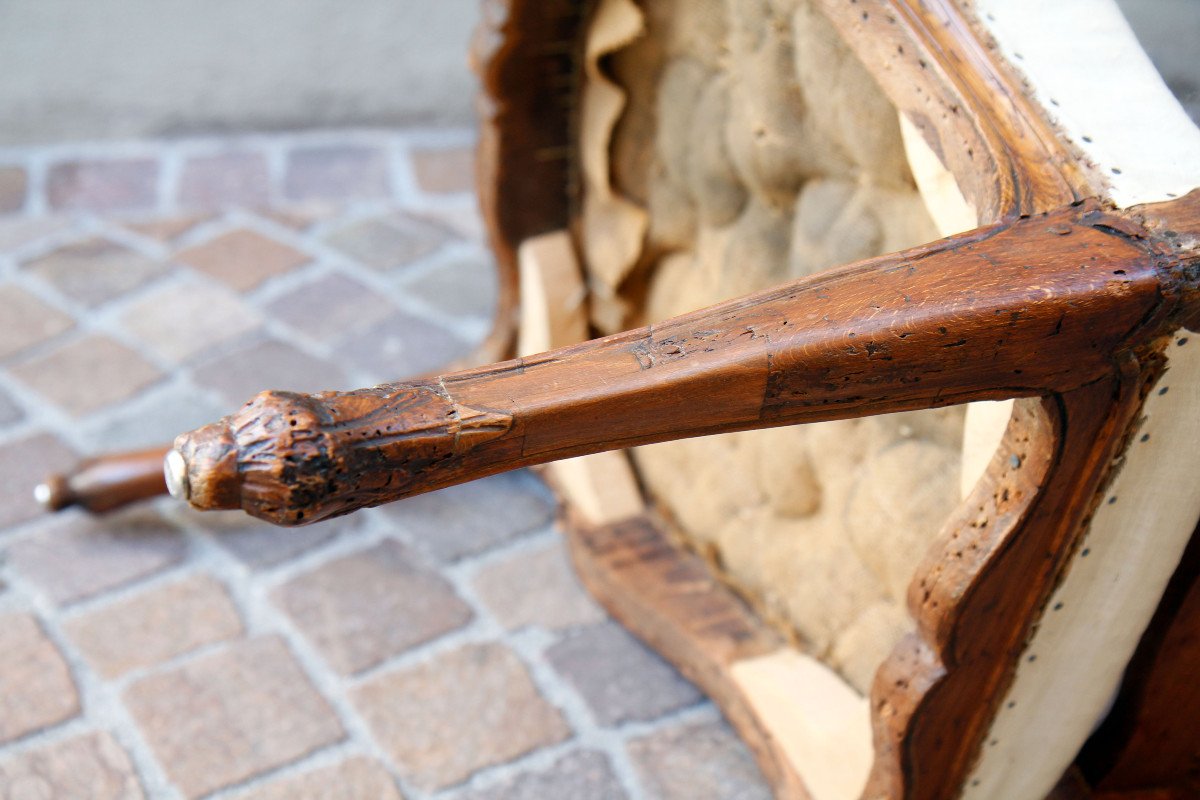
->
471;0;591;362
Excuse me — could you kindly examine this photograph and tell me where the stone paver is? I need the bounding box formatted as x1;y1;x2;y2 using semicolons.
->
275;539;473;675
0;613;79;744
0;217;70;251
263;272;395;344
0;433;77;529
399;252;498;324
64;574;244;678
179;152;270;210
230;757;402;800
46;159;158;212
79;381;229;452
123;214;214;243
9;335;162;417
546;621;703;727
188;508;356;570
120;279;261;364
472;540;606;631
627;720;772;800
324;214;448;271
353;642;571;791
0;732;143;799
259;206;332;232
0;166;28;213
332;308;470;380
125;636;345;799
382;470;553;562
21;237;167;307
285;145;389;202
416;207;485;242
175;228;310;292
411;146;475;194
192;337;349;406
0;386;22;427
457;750;627;800
6;508;186;606
0;284;74;360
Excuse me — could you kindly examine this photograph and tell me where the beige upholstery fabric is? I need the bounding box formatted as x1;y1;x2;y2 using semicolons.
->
580;0;956;692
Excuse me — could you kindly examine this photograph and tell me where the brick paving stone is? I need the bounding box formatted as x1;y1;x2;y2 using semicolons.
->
285;145;389;202
21;237;167;307
192;337;348;406
229;756;402;800
175;228;310;292
124;214;214;243
331;309;469;381
399;252;499;323
79;381;230;452
0;432;77;529
457;750;626;800
353;642;570;791
178;152;270;209
46;158;158;213
0;165;28;213
6;508;186;605
415;207;485;242
627;719;771;800
472;540;606;631
411;146;475;194
0;731;143;799
188;508;356;570
323;214;448;271
64;574;244;678
0;217;70;251
274;539;472;675
256;206;334;232
381;470;553;563
124;636;344;799
0;613;79;744
9;334;163;417
120;279;261;363
0;284;74;360
0;385;22;427
546;621;702;727
263;272;394;345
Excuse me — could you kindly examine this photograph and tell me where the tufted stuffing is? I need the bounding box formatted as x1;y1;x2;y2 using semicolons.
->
579;0;963;692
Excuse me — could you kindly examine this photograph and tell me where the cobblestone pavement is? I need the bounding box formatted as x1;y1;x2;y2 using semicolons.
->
0;129;772;800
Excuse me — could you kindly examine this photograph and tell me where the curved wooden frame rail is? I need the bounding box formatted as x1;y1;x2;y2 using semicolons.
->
39;1;1200;798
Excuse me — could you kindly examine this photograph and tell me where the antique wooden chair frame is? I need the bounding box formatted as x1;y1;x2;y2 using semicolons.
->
44;1;1200;798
